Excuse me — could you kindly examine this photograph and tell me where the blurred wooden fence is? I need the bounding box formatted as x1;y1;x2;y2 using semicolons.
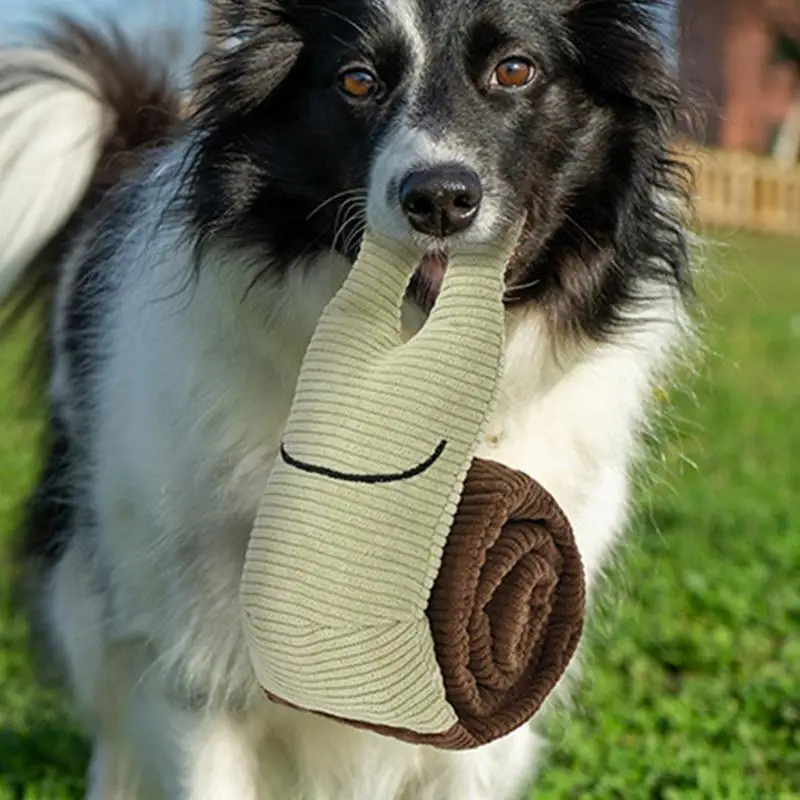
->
680;147;800;236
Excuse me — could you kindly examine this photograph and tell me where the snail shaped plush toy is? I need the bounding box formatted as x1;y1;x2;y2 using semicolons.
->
240;223;586;749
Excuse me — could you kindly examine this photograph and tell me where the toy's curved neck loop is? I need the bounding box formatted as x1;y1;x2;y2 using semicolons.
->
324;222;523;359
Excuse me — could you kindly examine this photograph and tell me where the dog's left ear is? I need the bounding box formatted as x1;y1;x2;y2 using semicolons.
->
193;0;303;121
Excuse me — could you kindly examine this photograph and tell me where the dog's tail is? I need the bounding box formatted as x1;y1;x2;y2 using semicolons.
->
0;15;182;340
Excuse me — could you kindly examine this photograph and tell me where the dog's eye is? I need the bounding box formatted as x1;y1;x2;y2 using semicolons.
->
339;68;380;100
490;57;536;90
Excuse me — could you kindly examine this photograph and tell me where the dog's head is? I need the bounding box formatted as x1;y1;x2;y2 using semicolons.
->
189;0;691;338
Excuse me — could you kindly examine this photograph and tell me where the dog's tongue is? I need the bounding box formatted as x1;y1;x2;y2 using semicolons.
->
413;252;448;309
419;252;447;284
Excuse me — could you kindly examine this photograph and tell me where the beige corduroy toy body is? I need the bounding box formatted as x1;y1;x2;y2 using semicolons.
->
241;224;585;749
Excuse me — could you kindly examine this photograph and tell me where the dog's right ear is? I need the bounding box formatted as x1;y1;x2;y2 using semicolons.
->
193;0;303;122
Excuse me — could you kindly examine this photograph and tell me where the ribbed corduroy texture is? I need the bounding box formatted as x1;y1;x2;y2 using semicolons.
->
241;228;520;733
262;458;586;749
418;458;585;747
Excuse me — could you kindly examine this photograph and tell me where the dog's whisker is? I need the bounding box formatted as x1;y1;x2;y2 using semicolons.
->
504;277;541;296
342;218;367;255
335;216;362;253
304;5;370;39
563;211;602;251
306;188;367;221
341;222;366;256
332;198;367;252
332;195;365;226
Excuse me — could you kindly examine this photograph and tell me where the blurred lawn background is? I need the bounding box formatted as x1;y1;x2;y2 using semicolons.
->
0;230;798;798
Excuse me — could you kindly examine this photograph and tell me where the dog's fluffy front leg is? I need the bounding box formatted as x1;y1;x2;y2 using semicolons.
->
162;707;271;800
413;726;543;800
86;739;161;800
47;542;160;800
47;539;270;800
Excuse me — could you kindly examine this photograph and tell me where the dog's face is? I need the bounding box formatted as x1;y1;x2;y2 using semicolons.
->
191;0;690;335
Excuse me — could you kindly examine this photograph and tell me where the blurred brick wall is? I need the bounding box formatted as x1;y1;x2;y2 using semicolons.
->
723;0;797;152
679;0;727;144
679;0;799;152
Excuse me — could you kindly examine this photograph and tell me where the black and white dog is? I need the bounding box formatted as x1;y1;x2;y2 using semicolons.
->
0;2;692;797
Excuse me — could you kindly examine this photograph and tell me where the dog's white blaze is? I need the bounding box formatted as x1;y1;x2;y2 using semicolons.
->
379;0;427;80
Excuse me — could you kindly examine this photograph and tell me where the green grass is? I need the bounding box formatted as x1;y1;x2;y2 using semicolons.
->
1;231;798;798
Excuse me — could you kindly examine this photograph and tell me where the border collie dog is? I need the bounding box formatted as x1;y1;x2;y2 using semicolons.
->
0;2;692;798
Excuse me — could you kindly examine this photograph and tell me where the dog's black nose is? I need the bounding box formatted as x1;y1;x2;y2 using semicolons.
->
399;165;483;237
